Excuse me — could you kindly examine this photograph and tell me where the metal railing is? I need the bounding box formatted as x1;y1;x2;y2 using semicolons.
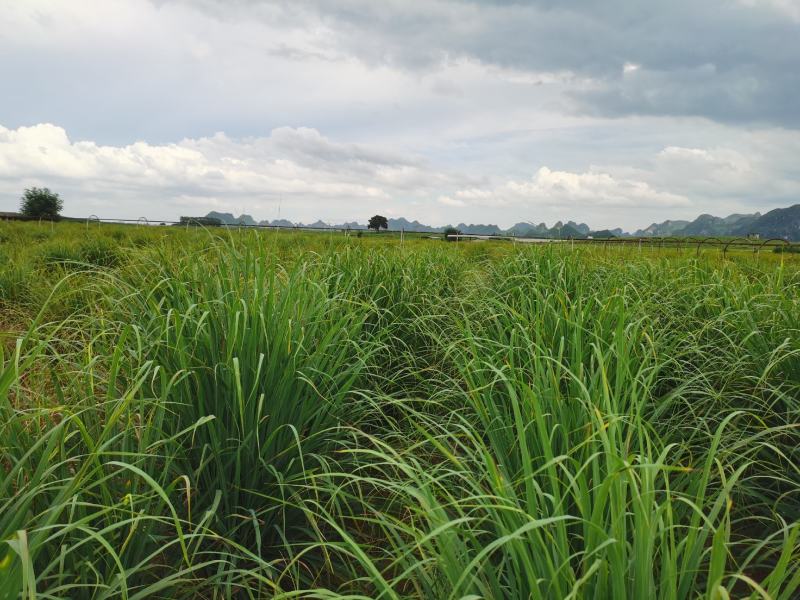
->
448;233;799;255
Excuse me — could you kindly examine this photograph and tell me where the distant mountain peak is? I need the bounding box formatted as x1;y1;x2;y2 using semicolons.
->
206;211;257;225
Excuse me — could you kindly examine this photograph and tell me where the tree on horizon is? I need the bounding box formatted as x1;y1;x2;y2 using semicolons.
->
443;226;461;242
368;215;388;232
20;187;63;220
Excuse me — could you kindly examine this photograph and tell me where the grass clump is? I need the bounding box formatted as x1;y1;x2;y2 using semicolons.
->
79;237;124;267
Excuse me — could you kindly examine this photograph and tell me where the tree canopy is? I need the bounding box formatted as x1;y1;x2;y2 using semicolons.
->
20;187;63;220
443;226;461;242
368;215;388;232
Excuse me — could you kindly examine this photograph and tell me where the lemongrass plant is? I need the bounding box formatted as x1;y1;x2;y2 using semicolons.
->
0;224;797;599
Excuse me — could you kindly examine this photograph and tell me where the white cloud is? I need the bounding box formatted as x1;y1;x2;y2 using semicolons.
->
647;142;800;202
1;120;797;231
437;195;466;207
0;122;460;222
656;146;753;180
623;62;641;74
738;0;800;21
453;167;691;210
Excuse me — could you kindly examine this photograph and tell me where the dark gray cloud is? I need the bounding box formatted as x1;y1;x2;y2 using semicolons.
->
205;0;800;127
574;64;800;127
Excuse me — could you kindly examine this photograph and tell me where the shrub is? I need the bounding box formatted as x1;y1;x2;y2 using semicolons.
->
443;226;461;241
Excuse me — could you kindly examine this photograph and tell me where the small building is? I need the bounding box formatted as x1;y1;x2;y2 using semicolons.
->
746;233;760;240
0;211;23;220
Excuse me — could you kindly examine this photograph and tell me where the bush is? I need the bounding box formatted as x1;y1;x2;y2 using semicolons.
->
443;226;461;242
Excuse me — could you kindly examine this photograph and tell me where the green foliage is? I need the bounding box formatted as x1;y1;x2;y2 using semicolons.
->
0;250;28;304
110;243;375;547
38;241;83;268
179;215;222;227
442;225;461;241
0;264;30;304
368;214;388;231
19;187;63;219
591;228;618;238
37;238;123;270
0;222;799;599
79;237;123;267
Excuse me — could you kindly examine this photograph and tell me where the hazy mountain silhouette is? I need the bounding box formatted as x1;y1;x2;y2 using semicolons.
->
204;204;800;240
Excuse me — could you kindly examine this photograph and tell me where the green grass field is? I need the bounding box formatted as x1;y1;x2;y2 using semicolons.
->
1;222;798;599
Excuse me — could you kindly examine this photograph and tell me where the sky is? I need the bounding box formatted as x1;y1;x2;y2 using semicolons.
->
1;0;799;230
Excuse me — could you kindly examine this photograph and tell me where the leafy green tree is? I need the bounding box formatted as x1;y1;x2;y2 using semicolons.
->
20;187;63;220
443;226;462;242
368;215;388;232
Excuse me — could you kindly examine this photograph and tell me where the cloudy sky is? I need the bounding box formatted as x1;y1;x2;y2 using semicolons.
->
1;0;799;229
